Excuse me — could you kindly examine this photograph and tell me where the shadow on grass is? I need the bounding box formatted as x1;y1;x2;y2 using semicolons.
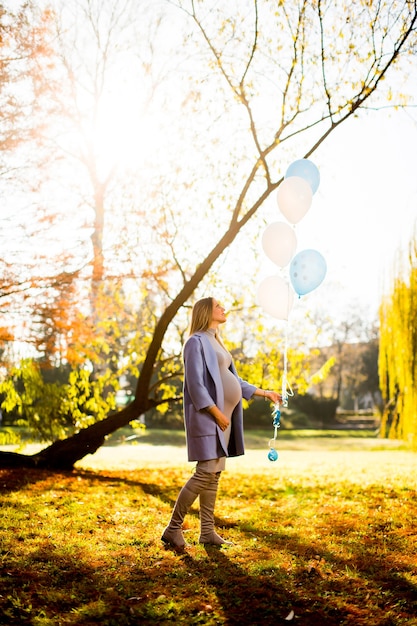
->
0;536;316;625
0;467;73;494
1;468;416;625
234;509;417;625
179;547;297;625
0;542;105;624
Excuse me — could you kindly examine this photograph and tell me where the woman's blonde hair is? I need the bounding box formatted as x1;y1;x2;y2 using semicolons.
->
189;297;213;335
188;297;228;350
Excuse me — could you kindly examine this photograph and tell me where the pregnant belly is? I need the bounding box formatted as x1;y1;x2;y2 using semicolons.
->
222;369;242;413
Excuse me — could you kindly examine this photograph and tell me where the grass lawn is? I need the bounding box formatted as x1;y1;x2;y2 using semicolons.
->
0;430;416;625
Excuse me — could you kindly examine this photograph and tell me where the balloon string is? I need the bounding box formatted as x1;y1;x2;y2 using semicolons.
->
282;282;293;407
281;318;294;407
283;320;288;399
269;404;281;447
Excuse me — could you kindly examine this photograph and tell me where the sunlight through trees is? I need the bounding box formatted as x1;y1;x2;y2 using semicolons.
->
0;0;416;467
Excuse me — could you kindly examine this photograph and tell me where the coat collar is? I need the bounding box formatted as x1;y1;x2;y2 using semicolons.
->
193;331;221;381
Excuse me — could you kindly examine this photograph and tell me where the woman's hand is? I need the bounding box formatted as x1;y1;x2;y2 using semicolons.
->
215;413;230;432
206;405;230;431
255;389;282;404
265;390;282;404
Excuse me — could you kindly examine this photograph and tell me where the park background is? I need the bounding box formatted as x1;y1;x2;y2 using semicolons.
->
1;1;417;624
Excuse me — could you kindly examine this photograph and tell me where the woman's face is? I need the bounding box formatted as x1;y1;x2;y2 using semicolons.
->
211;299;227;325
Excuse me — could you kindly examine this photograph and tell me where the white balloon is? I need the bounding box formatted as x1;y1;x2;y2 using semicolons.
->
257;275;295;320
262;221;297;267
277;176;313;224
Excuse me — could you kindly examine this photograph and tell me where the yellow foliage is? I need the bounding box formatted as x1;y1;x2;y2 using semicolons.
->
379;232;417;448
309;356;336;386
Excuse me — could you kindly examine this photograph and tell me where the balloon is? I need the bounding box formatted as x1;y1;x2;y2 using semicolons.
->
277;176;312;224
257;275;294;320
262;221;297;268
285;158;320;194
268;448;278;462
289;249;327;296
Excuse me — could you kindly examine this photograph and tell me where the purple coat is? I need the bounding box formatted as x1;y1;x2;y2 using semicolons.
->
182;332;257;462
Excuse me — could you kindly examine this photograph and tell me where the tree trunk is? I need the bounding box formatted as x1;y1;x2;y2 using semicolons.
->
0;400;144;470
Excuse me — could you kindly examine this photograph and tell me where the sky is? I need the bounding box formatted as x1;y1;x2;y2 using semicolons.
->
4;0;416;338
257;104;417;325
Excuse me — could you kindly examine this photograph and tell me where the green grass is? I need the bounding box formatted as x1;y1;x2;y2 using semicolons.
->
0;432;416;625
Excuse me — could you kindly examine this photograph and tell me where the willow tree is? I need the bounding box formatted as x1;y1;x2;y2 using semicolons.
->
1;0;416;469
379;233;417;447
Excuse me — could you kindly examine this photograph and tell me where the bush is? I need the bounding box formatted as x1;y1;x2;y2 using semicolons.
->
291;393;339;427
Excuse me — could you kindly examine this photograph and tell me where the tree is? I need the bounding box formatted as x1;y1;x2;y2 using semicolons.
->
379;232;417;447
308;310;376;406
0;2;53;172
0;1;82;356
356;334;381;412
1;0;416;468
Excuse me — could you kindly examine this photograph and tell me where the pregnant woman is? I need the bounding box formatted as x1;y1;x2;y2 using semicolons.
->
161;297;281;551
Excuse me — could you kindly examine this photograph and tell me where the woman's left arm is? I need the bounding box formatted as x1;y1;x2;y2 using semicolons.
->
253;388;282;404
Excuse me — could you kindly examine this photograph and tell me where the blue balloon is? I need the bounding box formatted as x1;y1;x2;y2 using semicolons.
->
285;159;320;194
290;249;327;296
268;448;279;462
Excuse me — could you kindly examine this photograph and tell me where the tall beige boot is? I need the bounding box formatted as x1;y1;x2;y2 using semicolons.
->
161;468;212;551
199;472;232;546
